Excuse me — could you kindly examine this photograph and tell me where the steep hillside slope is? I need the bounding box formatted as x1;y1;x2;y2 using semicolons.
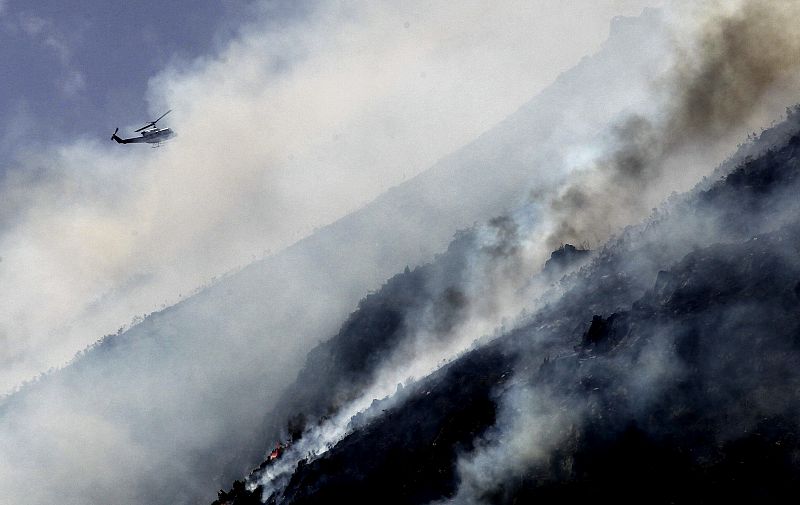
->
216;108;800;504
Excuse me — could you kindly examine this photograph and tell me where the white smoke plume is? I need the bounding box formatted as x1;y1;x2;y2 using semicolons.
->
0;2;672;505
0;0;660;393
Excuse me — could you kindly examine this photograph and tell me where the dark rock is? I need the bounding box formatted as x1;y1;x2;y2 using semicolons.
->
544;244;591;277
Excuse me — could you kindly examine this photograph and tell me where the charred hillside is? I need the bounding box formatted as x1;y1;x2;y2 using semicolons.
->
216;109;800;505
238;227;800;505
257;231;476;435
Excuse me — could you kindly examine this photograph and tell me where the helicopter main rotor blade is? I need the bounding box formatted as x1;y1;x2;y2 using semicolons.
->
133;110;171;132
153;109;172;124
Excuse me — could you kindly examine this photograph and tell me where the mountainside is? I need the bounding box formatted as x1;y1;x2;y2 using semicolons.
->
0;11;677;505
214;107;800;504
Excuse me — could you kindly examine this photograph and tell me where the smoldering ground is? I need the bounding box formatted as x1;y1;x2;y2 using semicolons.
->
447;221;800;504
296;106;800;505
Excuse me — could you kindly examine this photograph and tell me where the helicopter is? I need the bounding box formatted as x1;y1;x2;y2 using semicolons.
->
111;110;176;146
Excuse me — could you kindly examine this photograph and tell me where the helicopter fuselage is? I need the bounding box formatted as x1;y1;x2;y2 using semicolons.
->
140;127;176;143
112;127;176;145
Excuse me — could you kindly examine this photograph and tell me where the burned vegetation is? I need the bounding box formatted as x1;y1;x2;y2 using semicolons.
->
214;110;800;505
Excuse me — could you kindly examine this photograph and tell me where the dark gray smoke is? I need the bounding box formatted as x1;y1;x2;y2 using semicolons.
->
546;0;800;250
667;0;800;140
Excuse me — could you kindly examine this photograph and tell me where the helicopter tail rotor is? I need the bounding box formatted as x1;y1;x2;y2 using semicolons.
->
110;128;129;143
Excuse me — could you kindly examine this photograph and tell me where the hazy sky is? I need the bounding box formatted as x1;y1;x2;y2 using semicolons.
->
0;1;272;154
0;1;666;391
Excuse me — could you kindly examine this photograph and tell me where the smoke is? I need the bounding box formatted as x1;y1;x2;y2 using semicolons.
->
444;384;583;505
545;0;800;249
444;320;684;504
248;198;590;502
0;0;659;394
666;0;800;140
0;2;673;505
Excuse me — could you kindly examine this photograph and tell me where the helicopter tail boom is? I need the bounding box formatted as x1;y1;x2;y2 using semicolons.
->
110;128;148;144
110;128;128;143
